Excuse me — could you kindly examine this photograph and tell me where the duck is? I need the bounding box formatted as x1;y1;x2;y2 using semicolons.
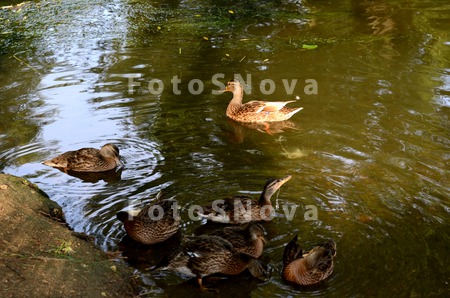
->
282;235;336;286
224;80;303;123
208;222;267;258
116;191;180;245
153;235;268;291
43;143;122;173
197;175;292;224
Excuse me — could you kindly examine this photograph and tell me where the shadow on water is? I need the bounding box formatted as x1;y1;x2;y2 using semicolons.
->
0;0;449;296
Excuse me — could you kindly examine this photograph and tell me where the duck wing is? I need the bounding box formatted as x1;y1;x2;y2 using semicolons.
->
245;100;297;113
199;195;256;223
66;148;105;171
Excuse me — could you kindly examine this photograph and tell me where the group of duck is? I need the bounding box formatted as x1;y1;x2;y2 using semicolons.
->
42;79;336;291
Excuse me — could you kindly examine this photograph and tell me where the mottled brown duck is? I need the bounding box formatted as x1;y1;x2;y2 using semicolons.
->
282;235;336;286
153;235;267;290
197;175;292;224
224;80;303;123
43;143;122;172
208;222;267;258
116;191;180;245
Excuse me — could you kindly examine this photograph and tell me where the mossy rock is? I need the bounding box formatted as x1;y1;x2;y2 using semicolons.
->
0;174;138;297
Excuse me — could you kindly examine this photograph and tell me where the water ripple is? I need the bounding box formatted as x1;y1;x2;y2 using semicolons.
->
0;137;165;249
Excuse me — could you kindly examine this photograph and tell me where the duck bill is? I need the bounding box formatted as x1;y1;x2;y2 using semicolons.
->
272;175;292;190
263;175;292;199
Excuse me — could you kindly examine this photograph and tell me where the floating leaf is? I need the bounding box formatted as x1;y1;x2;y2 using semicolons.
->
302;44;318;50
281;148;308;159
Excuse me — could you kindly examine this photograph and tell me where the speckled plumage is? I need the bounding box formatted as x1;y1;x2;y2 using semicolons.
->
282;235;336;286
155;235;267;290
224;80;303;123
208;222;267;258
43;143;122;172
198;175;292;224
117;192;180;245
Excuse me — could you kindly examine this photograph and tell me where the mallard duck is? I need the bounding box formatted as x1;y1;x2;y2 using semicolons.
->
282;235;336;286
116;191;180;245
43;143;122;172
197;175;292;224
154;235;267;290
224;80;303;123
208;222;266;258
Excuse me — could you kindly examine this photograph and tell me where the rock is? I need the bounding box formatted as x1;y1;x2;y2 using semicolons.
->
0;174;138;297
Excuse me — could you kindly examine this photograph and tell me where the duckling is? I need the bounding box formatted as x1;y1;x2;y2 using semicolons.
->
282;235;336;286
197;175;292;224
208;222;267;258
224;80;303;123
154;235;268;291
116;191;180;245
43;143;122;172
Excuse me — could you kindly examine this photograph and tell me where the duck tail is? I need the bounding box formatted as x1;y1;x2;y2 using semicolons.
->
287;107;303;118
283;234;302;266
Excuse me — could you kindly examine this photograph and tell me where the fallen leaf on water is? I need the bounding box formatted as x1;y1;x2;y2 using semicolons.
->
302;44;318;50
281;148;307;159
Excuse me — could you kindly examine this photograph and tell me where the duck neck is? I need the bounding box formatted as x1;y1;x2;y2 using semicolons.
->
226;86;244;115
258;191;272;205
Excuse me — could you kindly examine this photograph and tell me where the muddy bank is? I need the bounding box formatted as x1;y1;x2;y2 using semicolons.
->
0;174;138;297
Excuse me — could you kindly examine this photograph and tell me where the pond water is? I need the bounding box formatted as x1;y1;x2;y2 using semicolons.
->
1;0;449;296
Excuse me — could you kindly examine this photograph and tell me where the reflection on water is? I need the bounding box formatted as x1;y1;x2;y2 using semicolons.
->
1;0;449;296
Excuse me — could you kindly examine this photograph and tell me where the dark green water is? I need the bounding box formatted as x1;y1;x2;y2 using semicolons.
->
1;0;449;296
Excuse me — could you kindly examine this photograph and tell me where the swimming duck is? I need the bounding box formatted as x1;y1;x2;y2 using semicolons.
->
282;235;336;286
208;222;267;258
116;191;180;245
154;235;267;291
43;143;122;172
224;80;303;123
197;175;292;224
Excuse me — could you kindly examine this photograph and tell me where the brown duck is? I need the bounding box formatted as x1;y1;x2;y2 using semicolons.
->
153;235;267;290
282;235;336;286
224;80;303;123
197;175;292;224
116;191;180;245
208;222;267;258
43;143;122;172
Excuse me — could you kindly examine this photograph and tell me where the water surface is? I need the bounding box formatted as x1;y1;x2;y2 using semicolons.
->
1;0;449;296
